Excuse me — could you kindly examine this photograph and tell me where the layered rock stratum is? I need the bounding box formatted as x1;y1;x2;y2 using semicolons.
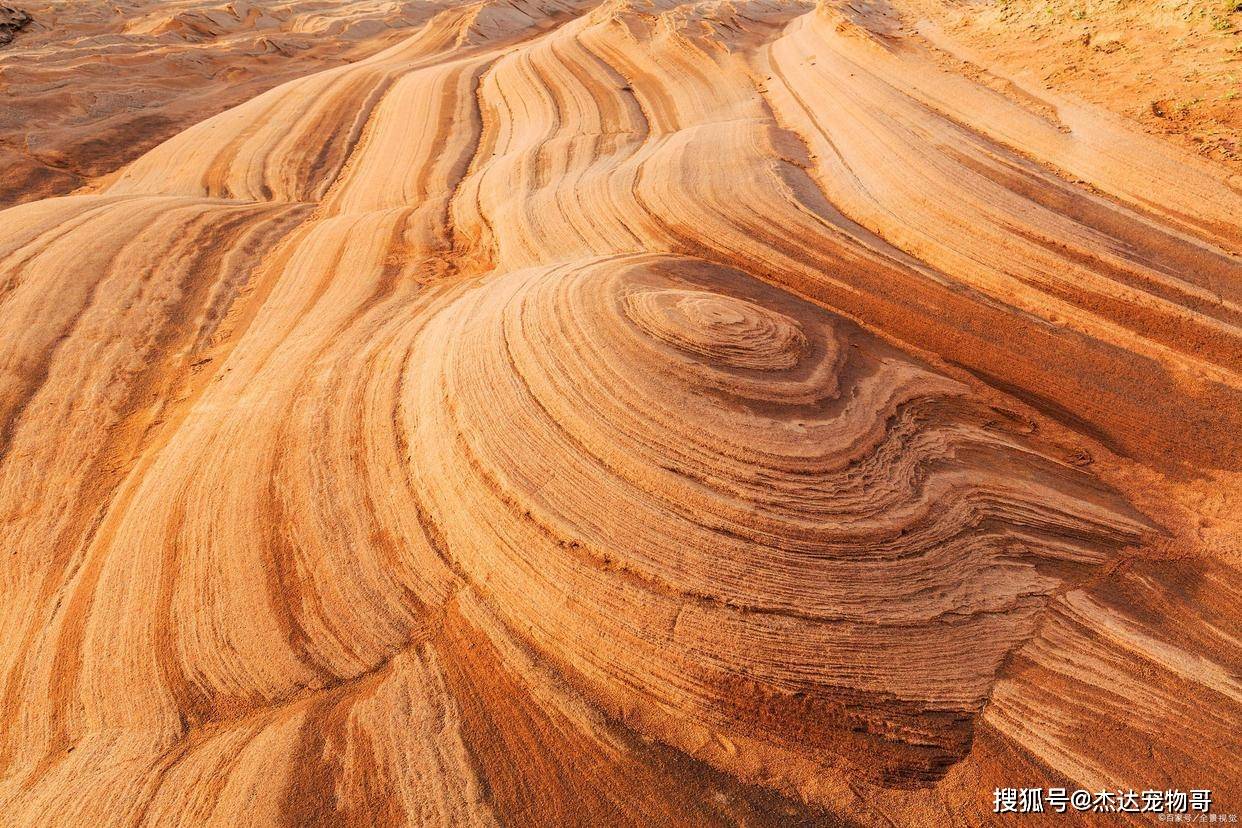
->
0;0;1239;825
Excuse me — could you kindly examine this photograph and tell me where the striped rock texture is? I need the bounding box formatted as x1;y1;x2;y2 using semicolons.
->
0;0;1238;825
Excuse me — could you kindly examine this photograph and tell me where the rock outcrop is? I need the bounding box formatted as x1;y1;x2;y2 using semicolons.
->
0;6;30;46
0;1;1238;825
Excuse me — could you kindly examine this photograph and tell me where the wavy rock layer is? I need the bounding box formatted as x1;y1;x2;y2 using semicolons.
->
0;0;1238;826
408;253;1152;784
0;0;438;206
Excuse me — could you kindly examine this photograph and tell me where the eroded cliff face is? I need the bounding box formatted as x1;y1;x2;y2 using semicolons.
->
0;1;1238;825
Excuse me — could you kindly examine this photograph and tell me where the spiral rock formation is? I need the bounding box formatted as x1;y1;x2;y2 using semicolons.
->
406;253;1152;786
0;0;1238;825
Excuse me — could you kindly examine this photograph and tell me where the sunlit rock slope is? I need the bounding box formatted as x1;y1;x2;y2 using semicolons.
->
0;0;1238;825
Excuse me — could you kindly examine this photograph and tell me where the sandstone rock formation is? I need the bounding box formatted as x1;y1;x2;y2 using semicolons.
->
0;6;30;46
0;1;437;206
0;0;1238;825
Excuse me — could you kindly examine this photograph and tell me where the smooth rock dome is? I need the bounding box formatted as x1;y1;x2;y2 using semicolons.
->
624;288;808;371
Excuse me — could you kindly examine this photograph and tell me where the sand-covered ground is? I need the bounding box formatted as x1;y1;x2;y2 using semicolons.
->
0;1;1238;825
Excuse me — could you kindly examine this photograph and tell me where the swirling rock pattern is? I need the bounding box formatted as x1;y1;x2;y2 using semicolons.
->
0;0;1238;825
408;254;1151;786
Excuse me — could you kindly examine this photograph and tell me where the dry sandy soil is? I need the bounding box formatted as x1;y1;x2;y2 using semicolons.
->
0;0;1238;826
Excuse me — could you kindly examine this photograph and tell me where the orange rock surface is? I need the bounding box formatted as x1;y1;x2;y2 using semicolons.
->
0;1;1238;825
